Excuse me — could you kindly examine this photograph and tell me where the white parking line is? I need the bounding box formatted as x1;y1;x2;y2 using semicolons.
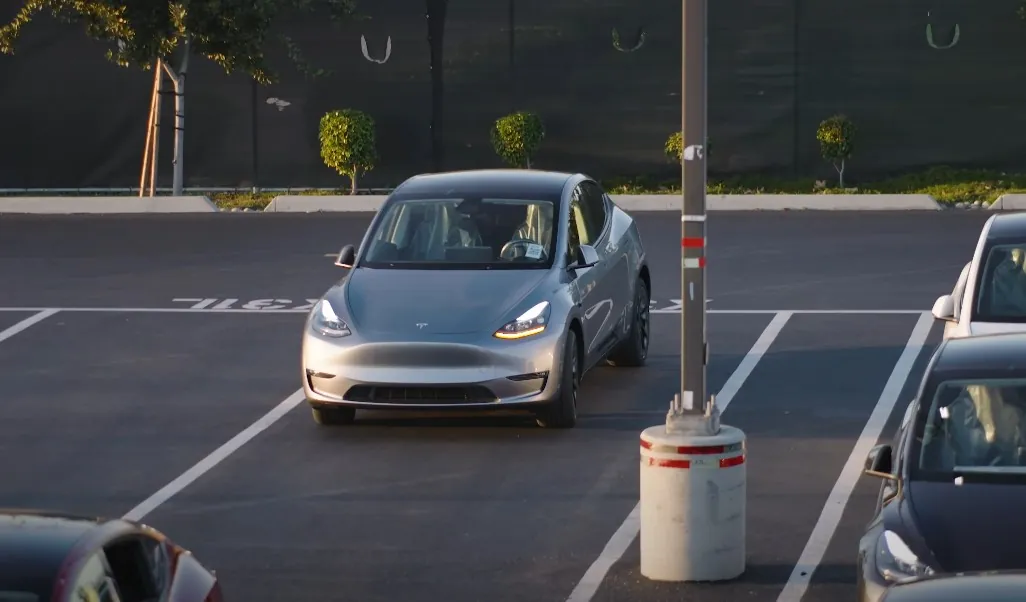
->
0;309;58;344
564;310;793;602
122;389;306;522
775;311;935;602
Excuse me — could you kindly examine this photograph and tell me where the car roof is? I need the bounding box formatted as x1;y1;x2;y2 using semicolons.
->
0;509;107;597
393;169;576;200
883;572;1026;601
987;212;1026;241
933;332;1026;373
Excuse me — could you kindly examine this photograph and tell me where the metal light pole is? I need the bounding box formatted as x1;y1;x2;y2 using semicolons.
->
639;0;746;583
675;0;715;433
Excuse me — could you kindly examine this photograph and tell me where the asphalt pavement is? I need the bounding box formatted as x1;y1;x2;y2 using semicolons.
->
0;209;985;601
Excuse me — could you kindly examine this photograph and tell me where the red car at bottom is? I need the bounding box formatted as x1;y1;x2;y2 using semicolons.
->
0;509;222;602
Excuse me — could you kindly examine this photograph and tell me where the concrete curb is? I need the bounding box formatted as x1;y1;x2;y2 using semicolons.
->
0;195;218;214
264;193;944;212
988;194;1026;210
5;192;1025;213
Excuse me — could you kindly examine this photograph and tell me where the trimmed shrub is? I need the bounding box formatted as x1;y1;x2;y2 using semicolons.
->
816;114;856;188
319;108;378;194
490;111;545;168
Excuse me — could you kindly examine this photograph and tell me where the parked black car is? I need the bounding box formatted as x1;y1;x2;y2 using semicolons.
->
857;332;1026;602
881;571;1026;602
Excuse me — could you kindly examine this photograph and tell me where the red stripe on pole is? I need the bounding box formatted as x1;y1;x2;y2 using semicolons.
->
720;455;745;468
700;257;707;267
676;444;725;454
681;237;704;248
645;458;691;469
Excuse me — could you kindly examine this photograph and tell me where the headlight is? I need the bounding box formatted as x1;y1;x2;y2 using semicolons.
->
312;299;351;338
495;301;550;340
875;530;934;582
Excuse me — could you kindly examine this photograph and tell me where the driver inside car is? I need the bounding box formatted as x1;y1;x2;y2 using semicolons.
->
504;204;553;260
933;384;1026;467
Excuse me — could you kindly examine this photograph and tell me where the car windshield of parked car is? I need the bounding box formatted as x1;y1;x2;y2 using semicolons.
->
918;378;1026;474
976;244;1026;322
359;197;556;269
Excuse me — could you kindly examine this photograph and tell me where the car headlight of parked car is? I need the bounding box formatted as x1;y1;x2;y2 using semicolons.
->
494;301;550;340
312;299;351;338
875;530;934;582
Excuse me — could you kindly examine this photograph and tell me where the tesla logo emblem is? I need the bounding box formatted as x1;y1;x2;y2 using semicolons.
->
416;323;428;329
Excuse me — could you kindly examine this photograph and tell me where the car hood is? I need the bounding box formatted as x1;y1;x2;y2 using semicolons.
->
341;267;549;335
908;480;1026;571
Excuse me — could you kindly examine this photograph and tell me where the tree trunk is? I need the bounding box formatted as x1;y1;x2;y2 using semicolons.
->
350;171;358;195
166;40;191;196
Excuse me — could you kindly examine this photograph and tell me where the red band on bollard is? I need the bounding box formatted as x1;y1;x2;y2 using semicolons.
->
681;237;704;248
642;455;745;469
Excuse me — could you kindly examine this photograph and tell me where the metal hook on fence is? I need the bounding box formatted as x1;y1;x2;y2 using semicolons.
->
361;35;393;63
925;12;959;49
612;27;646;52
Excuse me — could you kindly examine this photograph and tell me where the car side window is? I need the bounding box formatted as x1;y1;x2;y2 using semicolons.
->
102;535;167;602
578;181;608;242
566;190;583;262
568;185;591;248
68;551;120;602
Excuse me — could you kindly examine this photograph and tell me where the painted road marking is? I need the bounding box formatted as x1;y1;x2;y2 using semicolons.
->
775;311;934;602
123;388;307;522
564;311;792;602
0;309;59;344
172;298;319;310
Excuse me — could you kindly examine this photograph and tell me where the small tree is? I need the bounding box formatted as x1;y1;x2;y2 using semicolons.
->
816;114;856;188
664;131;711;164
319;109;378;195
491;111;545;168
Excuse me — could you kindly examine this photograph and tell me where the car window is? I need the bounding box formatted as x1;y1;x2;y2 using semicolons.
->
577;181;607;242
360;197;557;269
568;185;592;247
975;244;1026;322
69;552;120;602
917;378;1026;475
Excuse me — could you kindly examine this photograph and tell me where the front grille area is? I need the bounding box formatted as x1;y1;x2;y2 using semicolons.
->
344;385;498;404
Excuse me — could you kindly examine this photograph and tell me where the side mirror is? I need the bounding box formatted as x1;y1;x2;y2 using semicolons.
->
335;244;356;269
931;294;955;322
864;444;896;480
569;244;600;271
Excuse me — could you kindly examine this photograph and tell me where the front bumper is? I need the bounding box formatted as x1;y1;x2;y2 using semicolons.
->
301;328;566;410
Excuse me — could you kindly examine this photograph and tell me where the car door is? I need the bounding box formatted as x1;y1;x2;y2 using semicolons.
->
581;180;632;334
569;181;617;359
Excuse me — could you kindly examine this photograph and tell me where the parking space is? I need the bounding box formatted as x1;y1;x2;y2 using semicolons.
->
0;310;304;517
0;306;938;602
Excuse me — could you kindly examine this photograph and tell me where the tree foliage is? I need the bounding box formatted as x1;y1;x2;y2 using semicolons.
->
0;0;357;82
490;111;545;169
816;114;856;187
319;108;377;195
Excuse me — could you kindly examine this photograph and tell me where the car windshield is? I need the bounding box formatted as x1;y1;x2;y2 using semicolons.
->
918;378;1026;475
359;197;556;270
976;244;1026;322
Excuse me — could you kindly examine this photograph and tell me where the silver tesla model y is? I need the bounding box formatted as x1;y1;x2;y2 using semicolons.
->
301;169;651;428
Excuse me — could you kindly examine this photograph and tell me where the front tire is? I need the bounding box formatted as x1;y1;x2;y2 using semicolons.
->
310;404;357;426
535;329;580;429
607;276;650;367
